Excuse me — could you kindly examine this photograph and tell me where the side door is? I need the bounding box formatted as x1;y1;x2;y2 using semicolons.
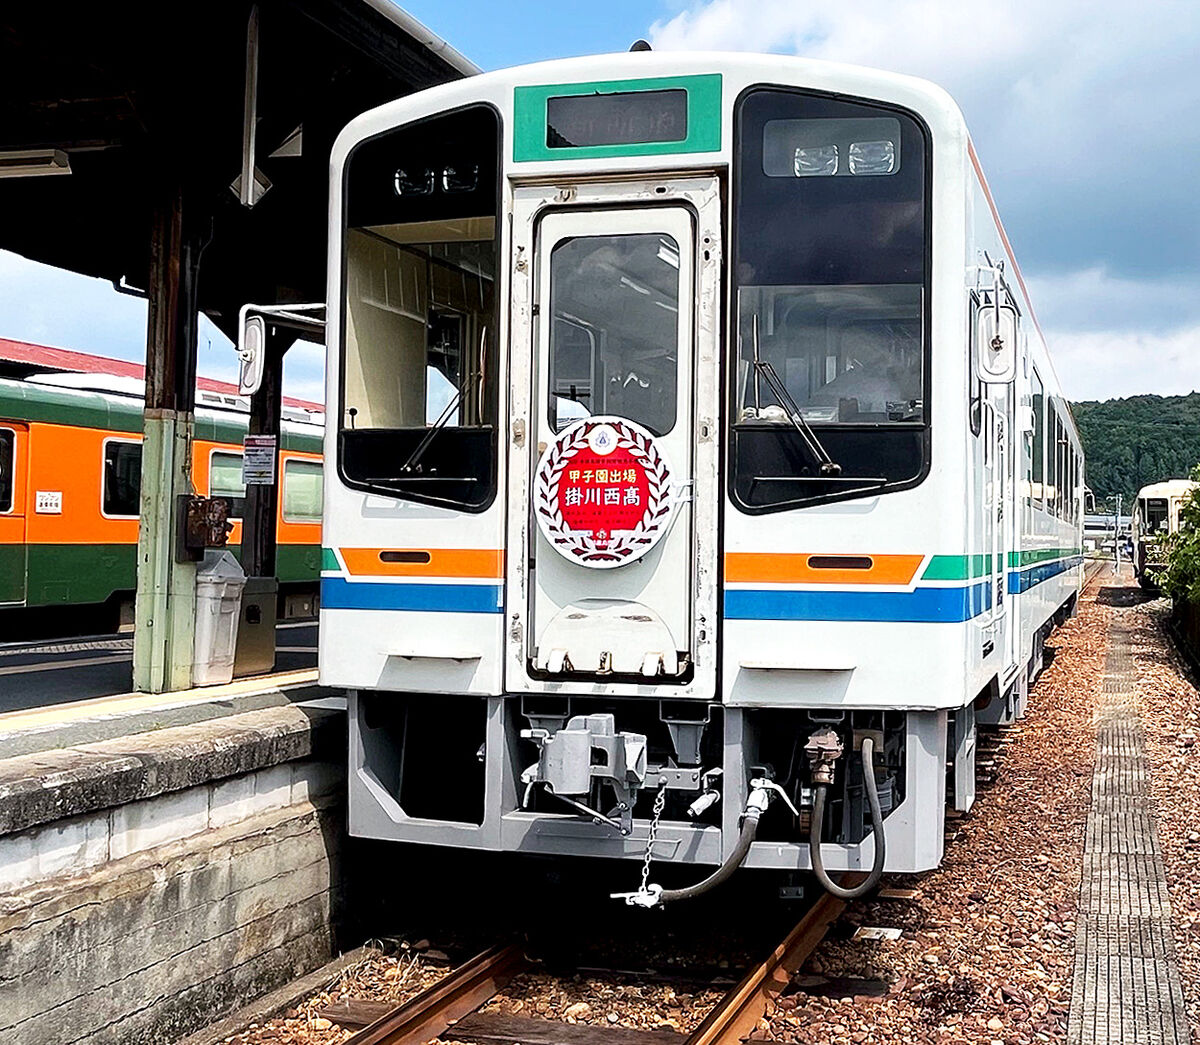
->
998;386;1020;676
506;179;722;699
985;387;1019;679
0;423;28;605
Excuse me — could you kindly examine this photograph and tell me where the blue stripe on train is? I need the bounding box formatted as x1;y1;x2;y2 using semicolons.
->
723;581;992;623
320;577;503;613
1007;555;1083;594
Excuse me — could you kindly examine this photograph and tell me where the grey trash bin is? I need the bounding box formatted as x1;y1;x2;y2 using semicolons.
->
193;551;247;686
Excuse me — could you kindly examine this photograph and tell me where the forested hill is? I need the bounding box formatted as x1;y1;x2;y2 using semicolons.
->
1071;392;1200;504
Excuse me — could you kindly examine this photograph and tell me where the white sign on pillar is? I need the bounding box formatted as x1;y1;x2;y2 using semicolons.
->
242;434;276;485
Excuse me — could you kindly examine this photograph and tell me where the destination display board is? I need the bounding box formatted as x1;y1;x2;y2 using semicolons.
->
547;89;687;148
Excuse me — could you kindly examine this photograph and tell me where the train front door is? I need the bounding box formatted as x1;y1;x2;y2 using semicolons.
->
0;423;28;606
505;179;722;699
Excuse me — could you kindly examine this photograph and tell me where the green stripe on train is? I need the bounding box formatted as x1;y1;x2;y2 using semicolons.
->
17;541;320;608
0;543;27;604
321;547;339;572
24;543;137;607
923;547;1083;581
921;554;993;580
1007;547;1082;569
219;543;322;584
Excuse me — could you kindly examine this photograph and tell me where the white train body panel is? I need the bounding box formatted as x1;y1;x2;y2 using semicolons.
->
319;52;1084;878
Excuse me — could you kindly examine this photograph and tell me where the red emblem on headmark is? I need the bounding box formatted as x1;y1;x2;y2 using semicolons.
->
534;417;675;569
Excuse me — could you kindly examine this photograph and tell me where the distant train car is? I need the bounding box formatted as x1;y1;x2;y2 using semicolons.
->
0;376;324;632
319;52;1085;903
1132;479;1197;589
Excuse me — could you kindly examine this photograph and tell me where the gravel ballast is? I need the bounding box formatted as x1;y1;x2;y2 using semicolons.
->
764;580;1109;1045
202;570;1200;1045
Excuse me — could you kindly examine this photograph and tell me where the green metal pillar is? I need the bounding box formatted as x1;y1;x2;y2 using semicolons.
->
132;185;202;694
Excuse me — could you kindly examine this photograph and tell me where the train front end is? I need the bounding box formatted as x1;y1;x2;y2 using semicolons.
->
321;53;974;900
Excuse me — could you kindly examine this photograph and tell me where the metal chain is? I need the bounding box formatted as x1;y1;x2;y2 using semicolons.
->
638;784;668;896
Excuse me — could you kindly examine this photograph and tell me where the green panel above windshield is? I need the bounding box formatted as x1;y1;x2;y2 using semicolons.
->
513;74;722;162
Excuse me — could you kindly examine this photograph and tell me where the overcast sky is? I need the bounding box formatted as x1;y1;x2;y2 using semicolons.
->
1;0;1195;404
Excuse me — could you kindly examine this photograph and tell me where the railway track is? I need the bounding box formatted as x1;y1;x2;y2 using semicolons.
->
1083;556;1111;590
328;889;857;1045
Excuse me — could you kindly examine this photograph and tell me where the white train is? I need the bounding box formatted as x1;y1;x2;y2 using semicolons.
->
316;51;1084;903
1132;479;1197;588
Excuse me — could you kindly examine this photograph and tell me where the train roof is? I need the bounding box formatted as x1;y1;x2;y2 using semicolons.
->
0;337;324;414
0;375;323;453
1137;479;1198;500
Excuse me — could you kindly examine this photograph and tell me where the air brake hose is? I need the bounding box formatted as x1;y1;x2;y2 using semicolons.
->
809;737;886;900
655;803;762;904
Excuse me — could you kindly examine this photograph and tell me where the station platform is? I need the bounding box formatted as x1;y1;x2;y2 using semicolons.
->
0;621;319;718
0;660;337;760
1068;565;1193;1045
0;662;350;1045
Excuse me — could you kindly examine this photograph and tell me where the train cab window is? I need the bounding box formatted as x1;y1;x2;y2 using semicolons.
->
102;440;141;517
340;104;500;511
283;459;323;523
1143;497;1169;534
209;451;247;519
1031;369;1044;510
730;88;929;511
547;234;679;436
0;429;13;513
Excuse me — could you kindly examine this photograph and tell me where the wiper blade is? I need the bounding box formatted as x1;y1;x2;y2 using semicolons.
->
401;327;486;475
750;315;841;475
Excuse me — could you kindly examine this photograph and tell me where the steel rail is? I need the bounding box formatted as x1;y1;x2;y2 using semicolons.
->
346;943;532;1045
684;884;860;1045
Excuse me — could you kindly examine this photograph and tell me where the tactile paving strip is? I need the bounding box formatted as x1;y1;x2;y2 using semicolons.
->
1067;617;1191;1044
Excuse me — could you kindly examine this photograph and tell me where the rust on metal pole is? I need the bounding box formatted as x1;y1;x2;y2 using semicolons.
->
347;944;531;1045
242;330;285;578
144;184;199;415
134;180;206;692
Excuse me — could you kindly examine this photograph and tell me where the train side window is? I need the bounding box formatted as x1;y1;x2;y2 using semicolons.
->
102;440;142;517
209;451;247;520
282;459;323;523
1060;419;1070;520
0;429;13;513
1051;405;1059;516
1031;368;1044;510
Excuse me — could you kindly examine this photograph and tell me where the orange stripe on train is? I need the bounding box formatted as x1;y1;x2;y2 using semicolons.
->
724;552;924;586
340;547;505;579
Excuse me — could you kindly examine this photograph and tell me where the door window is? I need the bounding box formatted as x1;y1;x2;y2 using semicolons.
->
0;429;13;513
102;440;142;517
547;233;681;436
209;451;247;519
283;459;323;523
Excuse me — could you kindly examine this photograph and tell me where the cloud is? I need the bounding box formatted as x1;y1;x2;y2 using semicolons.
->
1048;323;1200;403
649;0;1200;400
649;0;1200;280
1029;267;1200;402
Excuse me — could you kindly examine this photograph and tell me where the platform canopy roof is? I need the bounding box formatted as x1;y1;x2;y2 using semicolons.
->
0;0;477;339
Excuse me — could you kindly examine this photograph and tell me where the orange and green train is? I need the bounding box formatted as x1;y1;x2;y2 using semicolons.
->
0;377;323;627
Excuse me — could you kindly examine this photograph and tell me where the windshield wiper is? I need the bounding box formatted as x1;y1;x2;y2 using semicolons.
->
749;315;841;476
401;327;487;475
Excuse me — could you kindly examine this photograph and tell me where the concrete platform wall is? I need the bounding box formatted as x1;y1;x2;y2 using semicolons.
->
0;704;348;1045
